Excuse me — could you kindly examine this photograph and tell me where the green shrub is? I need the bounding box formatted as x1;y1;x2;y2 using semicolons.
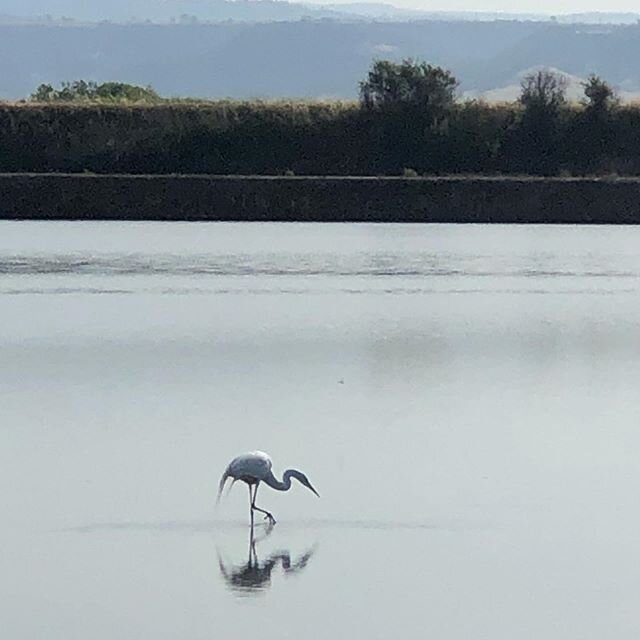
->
30;80;161;104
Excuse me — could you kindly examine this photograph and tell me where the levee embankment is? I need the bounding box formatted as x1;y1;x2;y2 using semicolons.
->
2;174;640;223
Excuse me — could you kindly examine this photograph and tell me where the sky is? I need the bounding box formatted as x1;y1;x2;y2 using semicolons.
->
327;0;640;13
5;0;640;19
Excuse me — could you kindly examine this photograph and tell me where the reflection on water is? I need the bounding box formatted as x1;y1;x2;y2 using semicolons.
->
217;522;317;597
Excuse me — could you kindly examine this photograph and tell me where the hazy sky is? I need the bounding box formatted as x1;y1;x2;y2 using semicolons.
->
8;0;640;17
331;0;640;13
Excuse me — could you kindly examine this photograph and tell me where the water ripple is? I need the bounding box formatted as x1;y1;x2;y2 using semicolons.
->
1;252;639;279
64;517;478;534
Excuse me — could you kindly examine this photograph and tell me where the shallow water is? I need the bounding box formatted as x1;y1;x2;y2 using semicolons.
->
2;221;640;639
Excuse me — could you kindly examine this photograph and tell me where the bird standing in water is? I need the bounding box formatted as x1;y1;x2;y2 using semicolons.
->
217;451;319;525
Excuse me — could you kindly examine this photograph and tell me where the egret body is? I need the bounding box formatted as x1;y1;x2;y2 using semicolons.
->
217;450;319;524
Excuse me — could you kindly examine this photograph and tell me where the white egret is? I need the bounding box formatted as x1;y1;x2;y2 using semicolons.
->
217;451;319;524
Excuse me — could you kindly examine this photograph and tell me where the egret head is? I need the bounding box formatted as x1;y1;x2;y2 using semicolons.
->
288;469;320;497
302;475;320;498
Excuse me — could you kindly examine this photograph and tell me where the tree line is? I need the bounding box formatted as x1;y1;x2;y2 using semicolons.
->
2;61;637;176
30;80;160;103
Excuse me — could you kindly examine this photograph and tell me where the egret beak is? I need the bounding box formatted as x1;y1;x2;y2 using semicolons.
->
308;482;320;498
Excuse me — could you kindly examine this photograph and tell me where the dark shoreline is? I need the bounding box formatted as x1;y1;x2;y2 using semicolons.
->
3;173;640;223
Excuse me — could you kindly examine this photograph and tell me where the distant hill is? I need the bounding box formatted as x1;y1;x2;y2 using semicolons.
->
3;1;639;25
464;67;640;103
2;21;640;100
0;0;350;23
0;13;45;24
558;13;640;24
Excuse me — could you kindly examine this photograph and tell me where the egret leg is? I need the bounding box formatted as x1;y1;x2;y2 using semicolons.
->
248;483;254;528
251;483;276;525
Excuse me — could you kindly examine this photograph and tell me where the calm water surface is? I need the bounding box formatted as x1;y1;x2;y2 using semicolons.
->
2;222;640;639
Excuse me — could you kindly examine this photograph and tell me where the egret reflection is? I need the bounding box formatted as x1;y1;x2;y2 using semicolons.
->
217;523;317;596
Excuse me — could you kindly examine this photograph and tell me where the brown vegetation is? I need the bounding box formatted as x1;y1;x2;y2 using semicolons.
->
0;67;636;177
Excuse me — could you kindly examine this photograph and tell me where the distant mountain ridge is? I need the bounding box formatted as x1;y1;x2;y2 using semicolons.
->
2;20;640;100
2;1;639;25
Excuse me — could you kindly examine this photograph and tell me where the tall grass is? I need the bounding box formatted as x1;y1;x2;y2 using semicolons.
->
1;99;639;176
